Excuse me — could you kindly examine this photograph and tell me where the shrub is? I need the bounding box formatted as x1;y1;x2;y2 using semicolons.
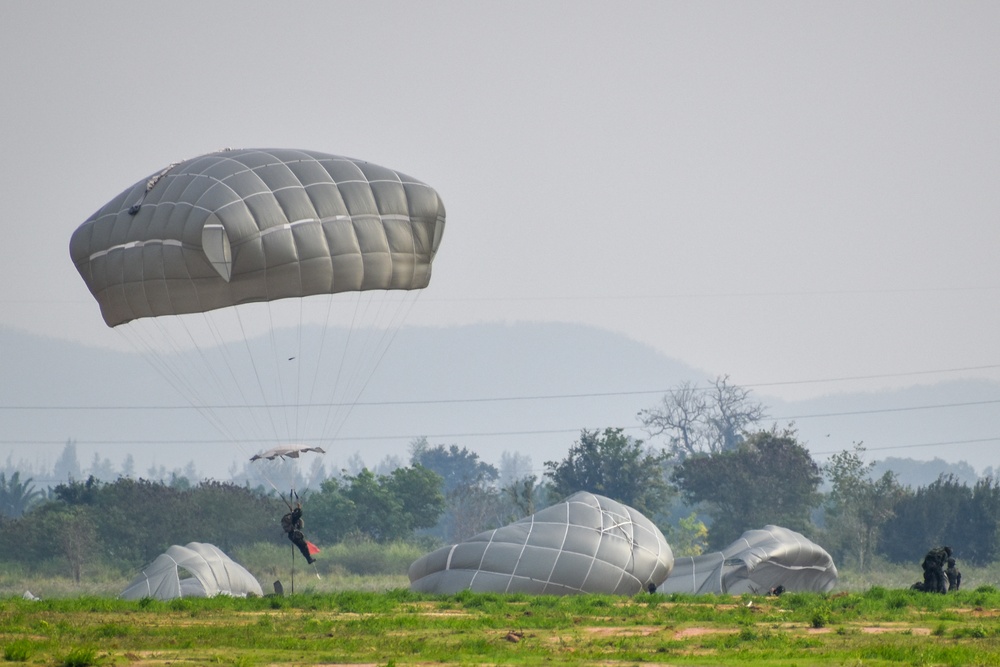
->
61;646;97;667
3;639;34;662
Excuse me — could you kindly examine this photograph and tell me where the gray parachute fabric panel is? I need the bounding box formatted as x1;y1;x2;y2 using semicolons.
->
120;542;263;600
70;148;446;327
659;525;838;595
408;492;674;595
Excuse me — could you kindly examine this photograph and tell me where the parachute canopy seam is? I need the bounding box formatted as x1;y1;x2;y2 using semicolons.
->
88;238;184;262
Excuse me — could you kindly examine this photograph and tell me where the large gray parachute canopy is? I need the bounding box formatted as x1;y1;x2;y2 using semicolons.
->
70;148;446;327
408;492;675;595
659;525;838;595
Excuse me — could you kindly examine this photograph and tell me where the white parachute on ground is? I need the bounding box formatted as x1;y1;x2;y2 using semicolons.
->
120;542;263;600
408;492;674;595
658;525;838;595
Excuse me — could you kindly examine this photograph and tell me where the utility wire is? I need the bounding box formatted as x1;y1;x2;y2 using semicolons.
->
4;396;999;415
4;359;1000;410
5;431;1000;449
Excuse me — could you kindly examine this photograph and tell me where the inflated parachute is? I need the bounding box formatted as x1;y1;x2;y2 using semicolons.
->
70;148;446;328
69;148;446;474
120;542;263;600
658;525;838;595
250;445;326;462
408;492;674;595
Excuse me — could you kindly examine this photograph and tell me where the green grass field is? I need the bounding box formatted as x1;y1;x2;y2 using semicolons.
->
3;586;1000;666
3;549;999;666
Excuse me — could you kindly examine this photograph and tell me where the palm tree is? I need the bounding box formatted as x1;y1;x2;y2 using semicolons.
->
0;471;44;518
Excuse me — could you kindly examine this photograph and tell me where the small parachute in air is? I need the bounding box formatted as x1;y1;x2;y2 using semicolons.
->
250;445;326;462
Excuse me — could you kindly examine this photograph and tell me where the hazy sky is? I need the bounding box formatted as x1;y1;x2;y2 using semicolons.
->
3;1;999;408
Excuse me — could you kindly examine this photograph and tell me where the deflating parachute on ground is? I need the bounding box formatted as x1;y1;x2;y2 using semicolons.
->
408;492;675;595
658;525;838;595
70;148;446;327
120;542;263;600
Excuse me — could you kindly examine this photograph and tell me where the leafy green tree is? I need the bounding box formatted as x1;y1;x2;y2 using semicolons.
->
504;475;539;520
305;477;358;544
410;440;499;495
880;475;965;565
21;503;99;582
880;475;1000;566
0;471;43;518
51;477;276;566
307;466;445;544
823;444;905;571
410;439;504;540
186;480;280;551
386;465;448;533
664;511;709;557
544;427;672;516
957;477;1000;565
671;428;822;549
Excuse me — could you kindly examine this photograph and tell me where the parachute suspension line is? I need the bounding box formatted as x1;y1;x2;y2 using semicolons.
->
179;309;261;454
115;318;250;474
191;308;277;457
369;289;423;377
171;311;245;442
234;306;285;448
195;310;267;450
317;289;422;446
300;293;338;445
294;297;305;443
119;313;262;462
319;291;393;443
313;293;364;446
264;300;294;444
231;303;319;499
341;289;423;419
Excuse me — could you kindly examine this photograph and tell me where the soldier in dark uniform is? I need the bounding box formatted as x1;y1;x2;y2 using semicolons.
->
920;546;951;594
945;557;962;592
281;502;316;564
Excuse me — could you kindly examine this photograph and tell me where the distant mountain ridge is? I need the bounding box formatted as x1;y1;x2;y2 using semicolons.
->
1;323;997;484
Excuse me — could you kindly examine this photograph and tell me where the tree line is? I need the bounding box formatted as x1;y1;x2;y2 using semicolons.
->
2;377;998;580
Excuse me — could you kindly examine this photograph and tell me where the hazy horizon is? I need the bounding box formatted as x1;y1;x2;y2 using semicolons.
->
2;3;998;482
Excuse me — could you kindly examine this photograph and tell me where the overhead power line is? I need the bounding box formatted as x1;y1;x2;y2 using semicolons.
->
4;395;1000;417
420;285;1000;301
3;360;1000;411
4;433;1000;457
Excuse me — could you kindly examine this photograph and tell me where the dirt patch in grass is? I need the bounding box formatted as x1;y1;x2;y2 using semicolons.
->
673;626;738;638
582;625;664;637
804;624;932;635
